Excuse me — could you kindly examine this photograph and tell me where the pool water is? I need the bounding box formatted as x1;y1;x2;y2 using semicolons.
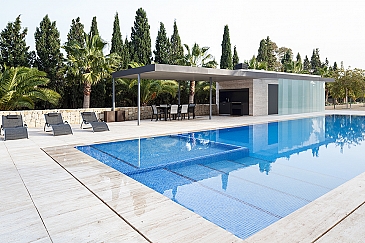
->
77;115;365;239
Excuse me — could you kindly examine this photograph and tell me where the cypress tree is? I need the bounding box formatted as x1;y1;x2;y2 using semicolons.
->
296;52;302;63
310;48;321;74
110;12;124;68
64;17;85;52
303;55;310;72
130;8;152;65
0;15;31;67
232;45;239;67
89;16;99;37
34;15;64;108
170;20;183;65
153;22;170;64
333;62;338;71
123;37;131;69
281;49;292;64
256;39;267;62
63;17;85;108
265;36;277;71
220;25;233;69
324;57;329;67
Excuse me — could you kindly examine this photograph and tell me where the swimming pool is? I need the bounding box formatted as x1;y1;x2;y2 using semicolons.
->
77;115;365;239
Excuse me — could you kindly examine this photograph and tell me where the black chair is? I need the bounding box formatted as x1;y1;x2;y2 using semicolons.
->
44;113;73;136
188;104;196;119
1;115;28;141
151;105;163;121
81;112;109;132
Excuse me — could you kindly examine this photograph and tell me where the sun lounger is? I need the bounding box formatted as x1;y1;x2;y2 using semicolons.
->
80;112;109;132
44;113;73;136
1;115;28;141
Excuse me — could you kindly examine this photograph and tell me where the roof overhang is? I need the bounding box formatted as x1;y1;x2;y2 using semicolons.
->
112;64;334;82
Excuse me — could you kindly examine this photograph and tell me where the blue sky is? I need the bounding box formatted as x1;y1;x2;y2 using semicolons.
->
1;0;365;69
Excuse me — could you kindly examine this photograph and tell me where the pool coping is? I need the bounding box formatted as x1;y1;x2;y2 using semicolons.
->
43;111;365;242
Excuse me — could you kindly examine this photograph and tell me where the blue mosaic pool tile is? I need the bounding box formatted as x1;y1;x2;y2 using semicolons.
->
221;164;330;202
76;145;137;174
171;164;309;217
130;169;192;196
171;181;279;239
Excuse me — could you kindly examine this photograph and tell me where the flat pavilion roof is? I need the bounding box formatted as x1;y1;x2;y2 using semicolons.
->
112;64;334;82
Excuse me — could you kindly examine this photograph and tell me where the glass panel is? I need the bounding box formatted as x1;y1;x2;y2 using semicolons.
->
278;79;324;115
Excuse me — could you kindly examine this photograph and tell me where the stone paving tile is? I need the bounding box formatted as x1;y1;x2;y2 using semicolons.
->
315;203;365;243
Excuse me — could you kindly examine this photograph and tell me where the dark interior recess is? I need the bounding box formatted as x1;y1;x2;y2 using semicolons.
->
268;84;278;115
219;89;249;115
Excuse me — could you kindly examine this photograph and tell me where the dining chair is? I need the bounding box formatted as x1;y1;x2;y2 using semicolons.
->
180;104;189;119
170;105;179;120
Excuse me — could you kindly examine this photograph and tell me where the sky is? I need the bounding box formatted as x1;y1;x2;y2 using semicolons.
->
1;0;365;69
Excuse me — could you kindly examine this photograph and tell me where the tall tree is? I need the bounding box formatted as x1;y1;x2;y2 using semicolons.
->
181;43;217;103
256;39;267;63
220;25;233;69
64;17;85;52
88;16;106;108
63;17;85;108
170;20;184;65
0;66;60;110
63;33;120;108
232;45;239;67
265;36;277;70
110;12;124;68
130;8;152;65
0;15;31;68
310;48;321;75
89;16;99;37
34;15;64;108
296;52;302;63
123;37;131;69
303;55;310;72
153;22;170;64
333;62;338;71
256;36;277;70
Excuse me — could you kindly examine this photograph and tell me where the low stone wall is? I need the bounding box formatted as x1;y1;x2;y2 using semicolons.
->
0;104;217;128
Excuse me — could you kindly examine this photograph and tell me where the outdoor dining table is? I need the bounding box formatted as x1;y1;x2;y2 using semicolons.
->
157;104;170;121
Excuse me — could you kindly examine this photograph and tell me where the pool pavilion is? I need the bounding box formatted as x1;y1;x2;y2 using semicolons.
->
112;64;334;124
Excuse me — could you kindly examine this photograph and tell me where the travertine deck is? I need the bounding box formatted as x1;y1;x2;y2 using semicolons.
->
1;110;365;242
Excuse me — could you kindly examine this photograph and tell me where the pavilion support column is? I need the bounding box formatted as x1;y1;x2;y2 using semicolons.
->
178;81;181;105
209;77;212;120
112;78;115;111
138;73;141;126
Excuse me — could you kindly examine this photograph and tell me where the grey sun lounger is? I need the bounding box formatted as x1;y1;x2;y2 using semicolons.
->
80;112;109;132
1;115;28;141
44;113;73;136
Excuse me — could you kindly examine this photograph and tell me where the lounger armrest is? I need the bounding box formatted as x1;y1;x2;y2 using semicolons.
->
64;121;69;124
24;123;27;128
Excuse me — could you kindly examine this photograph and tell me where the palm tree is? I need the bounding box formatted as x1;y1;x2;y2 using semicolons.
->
63;33;120;108
118;62;178;105
179;43;217;104
0;66;60;110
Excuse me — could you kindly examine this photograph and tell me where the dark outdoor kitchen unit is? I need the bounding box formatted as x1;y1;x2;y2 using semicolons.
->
219;89;249;116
